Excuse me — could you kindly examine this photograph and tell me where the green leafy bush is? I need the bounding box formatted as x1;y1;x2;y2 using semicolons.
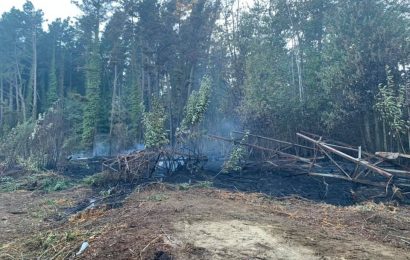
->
223;131;249;173
143;98;168;149
180;76;212;131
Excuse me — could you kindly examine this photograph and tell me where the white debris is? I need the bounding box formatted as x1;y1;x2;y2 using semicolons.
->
76;241;89;256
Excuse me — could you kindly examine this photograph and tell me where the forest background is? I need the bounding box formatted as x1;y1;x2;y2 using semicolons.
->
0;0;409;168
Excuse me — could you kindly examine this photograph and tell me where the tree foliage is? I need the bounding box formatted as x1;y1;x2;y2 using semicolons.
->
142;99;168;149
0;0;409;169
181;76;212;131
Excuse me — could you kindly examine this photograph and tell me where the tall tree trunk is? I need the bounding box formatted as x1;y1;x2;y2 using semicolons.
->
155;67;159;98
109;64;118;155
59;51;65;97
14;72;20;119
47;45;58;106
8;77;13;113
141;49;145;110
0;74;3;128
374;113;381;151
167;74;173;146
382;119;387;151
18;85;26;123
32;31;38;120
15;62;26;122
147;68;151;110
68;52;73;92
364;113;372;151
110;64;118;134
187;65;194;97
408;106;410;152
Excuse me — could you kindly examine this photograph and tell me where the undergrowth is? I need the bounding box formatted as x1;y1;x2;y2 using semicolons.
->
0;172;75;193
82;171;121;187
178;181;213;191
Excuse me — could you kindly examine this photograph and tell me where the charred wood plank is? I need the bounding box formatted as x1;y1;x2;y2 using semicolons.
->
376;152;410;160
317;146;352;180
308;172;387;188
381;168;410;178
299;131;375;158
297;133;392;178
232;131;315;151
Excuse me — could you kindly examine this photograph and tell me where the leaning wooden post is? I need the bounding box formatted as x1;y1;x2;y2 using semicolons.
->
358;146;362;160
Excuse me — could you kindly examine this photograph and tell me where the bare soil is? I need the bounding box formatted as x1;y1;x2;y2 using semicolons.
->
1;182;409;259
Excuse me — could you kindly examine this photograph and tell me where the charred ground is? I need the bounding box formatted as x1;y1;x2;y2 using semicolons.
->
1;158;410;259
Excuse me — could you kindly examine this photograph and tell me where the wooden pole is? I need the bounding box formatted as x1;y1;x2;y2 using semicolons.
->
297;133;392;178
207;134;312;163
308;173;387;188
232;131;315;151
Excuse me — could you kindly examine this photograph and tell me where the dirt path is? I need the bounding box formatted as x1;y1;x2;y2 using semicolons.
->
81;186;410;259
174;219;318;259
1;184;410;259
0;187;90;243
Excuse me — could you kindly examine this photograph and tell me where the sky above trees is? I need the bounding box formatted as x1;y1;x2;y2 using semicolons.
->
0;0;255;22
0;0;80;23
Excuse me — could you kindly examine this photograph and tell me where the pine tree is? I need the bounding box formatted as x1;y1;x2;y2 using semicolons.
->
47;47;58;106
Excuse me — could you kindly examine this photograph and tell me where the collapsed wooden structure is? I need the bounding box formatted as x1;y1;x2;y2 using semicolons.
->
101;149;207;182
208;131;410;199
94;130;410;201
102;150;160;181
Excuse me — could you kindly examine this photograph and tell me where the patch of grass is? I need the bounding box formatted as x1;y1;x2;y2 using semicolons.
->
192;181;213;189
1;171;76;193
82;171;120;187
0;176;19;192
178;183;191;190
82;175;95;186
350;201;396;213
64;230;79;241
43;233;57;249
177;181;213;191
21;229;88;258
41;177;72;192
46;199;57;206
99;187;114;198
25;232;58;251
147;193;169;202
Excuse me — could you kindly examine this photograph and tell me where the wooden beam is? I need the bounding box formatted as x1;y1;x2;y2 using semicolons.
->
207;134;312;163
299;130;374;157
376;152;410;160
297;133;392;178
232;131;315;151
381;168;410;178
308;172;387;188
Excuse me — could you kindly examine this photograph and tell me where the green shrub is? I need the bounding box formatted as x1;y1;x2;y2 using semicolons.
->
142;98;168;149
223;131;249;173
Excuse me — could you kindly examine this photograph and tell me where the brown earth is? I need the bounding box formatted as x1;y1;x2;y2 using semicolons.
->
1;183;410;259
